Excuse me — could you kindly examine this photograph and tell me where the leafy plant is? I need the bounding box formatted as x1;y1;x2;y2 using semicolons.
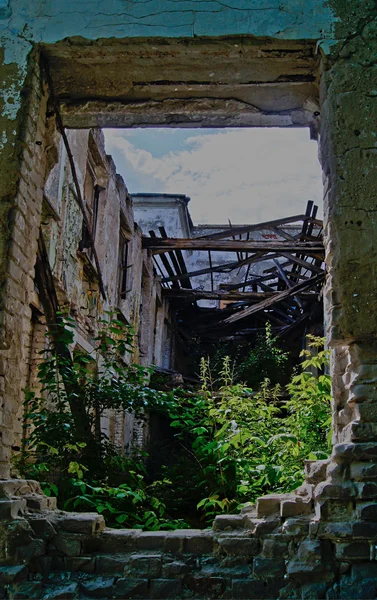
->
17;315;331;529
163;337;331;523
16;313;187;530
236;322;289;388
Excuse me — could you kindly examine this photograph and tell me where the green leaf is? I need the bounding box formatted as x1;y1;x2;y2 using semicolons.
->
115;514;128;524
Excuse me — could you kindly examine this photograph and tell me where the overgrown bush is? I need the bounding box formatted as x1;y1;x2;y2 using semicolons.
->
162;335;331;523
207;322;289;390
17;312;331;529
235;322;289;388
16;314;187;530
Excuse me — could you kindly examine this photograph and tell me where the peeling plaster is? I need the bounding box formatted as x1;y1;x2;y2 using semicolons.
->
0;130;6;150
1;80;20;120
4;0;335;43
0;0;10;20
0;1;335;162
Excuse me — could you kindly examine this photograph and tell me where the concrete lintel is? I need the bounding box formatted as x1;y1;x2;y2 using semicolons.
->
61;98;318;129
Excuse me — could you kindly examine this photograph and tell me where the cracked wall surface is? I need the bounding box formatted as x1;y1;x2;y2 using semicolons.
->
35;127;176;453
1;1;377;597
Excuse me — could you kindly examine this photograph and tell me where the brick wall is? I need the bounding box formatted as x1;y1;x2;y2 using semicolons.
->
0;54;48;476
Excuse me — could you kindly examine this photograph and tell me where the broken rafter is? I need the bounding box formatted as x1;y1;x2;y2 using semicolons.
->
268;226;296;241
210;326;282;339
159;226;184;283
221;272;286;291
278;312;311;339
290;201;316;282
161;251;274;284
149;230;180;290
242;232;251;289
194;214;322;241
175;249;192;289
228;218;241;262
208;251;214;291
219;273;325;325
152;256;169;287
279;252;324;273
273;258;303;310
143;238;324;254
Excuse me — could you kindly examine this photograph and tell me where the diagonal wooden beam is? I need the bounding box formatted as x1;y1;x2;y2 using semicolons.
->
273;258;303;309
219;273;325;325
149;231;180;289
158;226;185;285
220;273;277;290
175;249;192;289
268;226;296;241
194;214;316;240
279;252;324;273
161;252;273;284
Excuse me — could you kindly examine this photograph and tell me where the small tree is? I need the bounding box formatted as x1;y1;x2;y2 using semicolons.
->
236;322;289;388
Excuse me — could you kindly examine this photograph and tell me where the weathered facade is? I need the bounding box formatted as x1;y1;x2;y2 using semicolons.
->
30;127;177;454
1;0;377;597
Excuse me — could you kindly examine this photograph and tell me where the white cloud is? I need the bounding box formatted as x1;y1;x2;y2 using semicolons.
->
104;128;323;224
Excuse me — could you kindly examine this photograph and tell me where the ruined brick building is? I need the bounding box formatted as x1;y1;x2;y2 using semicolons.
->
32;128;179;453
0;0;377;598
29;125;320;463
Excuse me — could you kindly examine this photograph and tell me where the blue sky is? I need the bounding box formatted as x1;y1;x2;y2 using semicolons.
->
104;128;323;225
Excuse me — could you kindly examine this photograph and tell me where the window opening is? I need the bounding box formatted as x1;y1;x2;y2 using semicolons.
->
79;161;102;254
119;233;131;300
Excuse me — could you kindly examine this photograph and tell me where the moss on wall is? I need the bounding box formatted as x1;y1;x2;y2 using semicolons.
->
320;1;377;342
0;47;23;288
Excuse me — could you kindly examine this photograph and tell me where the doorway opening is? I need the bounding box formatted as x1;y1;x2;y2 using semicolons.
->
23;106;327;529
7;34;333;531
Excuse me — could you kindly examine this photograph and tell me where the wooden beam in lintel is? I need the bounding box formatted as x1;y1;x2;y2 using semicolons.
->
143;238;324;254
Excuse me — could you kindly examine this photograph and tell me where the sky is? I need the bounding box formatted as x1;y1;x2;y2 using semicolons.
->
104;128;323;225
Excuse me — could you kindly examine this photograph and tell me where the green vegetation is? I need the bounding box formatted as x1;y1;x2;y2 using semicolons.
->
16;315;186;530
16;316;331;529
163;336;331;523
209;322;290;389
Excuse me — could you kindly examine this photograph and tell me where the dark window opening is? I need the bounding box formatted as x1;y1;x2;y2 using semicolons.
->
119;234;131;300
79;163;103;254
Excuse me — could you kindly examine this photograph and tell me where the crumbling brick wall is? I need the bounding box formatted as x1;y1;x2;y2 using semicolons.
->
1;1;377;596
0;70;177;470
0;53;49;477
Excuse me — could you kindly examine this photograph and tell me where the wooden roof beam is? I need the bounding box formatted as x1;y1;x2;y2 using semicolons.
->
194;214;322;241
143;238;324;254
163;288;319;301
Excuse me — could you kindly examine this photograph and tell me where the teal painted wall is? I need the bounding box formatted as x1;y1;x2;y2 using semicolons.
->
0;0;335;205
3;0;335;44
0;0;336;145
